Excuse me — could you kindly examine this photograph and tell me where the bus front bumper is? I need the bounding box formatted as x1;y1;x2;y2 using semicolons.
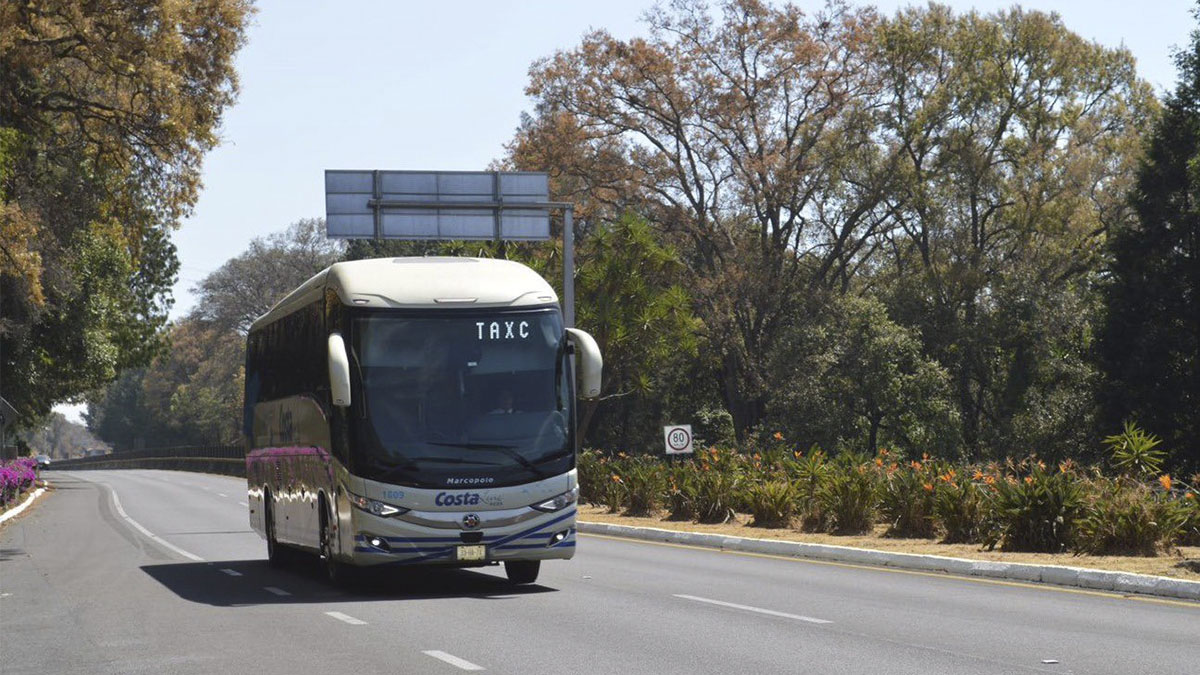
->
344;506;577;567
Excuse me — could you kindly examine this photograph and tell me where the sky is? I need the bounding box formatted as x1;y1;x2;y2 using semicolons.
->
54;0;1196;424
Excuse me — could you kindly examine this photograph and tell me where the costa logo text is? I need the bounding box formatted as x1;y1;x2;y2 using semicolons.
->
435;492;482;506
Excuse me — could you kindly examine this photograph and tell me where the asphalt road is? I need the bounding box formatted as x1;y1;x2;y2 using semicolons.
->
1;470;1197;674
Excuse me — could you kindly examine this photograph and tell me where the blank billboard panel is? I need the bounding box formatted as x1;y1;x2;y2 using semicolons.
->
325;170;551;240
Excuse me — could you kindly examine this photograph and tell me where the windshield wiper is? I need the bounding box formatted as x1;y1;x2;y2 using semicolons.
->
426;442;548;479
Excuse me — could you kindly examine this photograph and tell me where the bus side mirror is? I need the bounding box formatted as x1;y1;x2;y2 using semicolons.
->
328;333;352;407
566;328;602;400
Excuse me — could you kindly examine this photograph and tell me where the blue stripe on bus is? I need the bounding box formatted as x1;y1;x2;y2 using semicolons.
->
490;509;576;550
495;542;576;551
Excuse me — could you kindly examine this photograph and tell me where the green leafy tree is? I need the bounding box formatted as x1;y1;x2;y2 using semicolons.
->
572;214;700;446
192;218;344;334
874;4;1155;458
18;412;108;459
767;294;959;456
84;368;161;451
519;0;898;438
1097;6;1200;471
0;0;253;423
89;218;340;449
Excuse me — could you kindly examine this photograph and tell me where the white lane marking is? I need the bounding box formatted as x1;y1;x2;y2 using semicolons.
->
220;568;243;577
325;611;367;625
674;594;832;624
423;651;485;671
217;493;228;497
110;490;204;562
238;502;248;507
0;487;46;524
264;586;291;596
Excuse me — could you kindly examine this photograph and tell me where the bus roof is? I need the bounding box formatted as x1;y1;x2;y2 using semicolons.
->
250;257;559;332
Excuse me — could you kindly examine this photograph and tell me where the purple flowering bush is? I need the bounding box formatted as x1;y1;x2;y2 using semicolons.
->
0;457;39;509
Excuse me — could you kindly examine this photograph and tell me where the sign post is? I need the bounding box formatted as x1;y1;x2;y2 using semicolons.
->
324;170;577;326
663;424;694;456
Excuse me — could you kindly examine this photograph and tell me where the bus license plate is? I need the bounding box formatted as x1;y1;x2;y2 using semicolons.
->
457;545;486;562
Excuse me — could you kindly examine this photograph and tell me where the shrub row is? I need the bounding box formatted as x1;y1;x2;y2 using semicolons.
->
579;446;1200;556
0;457;39;510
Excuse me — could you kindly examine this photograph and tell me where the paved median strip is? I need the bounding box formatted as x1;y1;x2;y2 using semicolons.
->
674;594;832;624
423;650;485;671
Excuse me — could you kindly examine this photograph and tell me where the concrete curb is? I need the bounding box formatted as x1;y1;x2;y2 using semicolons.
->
0;486;47;525
577;521;1200;603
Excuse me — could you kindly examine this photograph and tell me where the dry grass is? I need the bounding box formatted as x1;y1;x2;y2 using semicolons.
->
579;504;1200;580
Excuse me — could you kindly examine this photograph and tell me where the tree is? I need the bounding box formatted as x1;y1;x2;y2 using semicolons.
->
873;4;1155;458
19;412;108;459
519;0;899;437
1;0;253;422
87;318;244;449
766;294;958;456
143;319;243;446
572;214;700;446
89;218;343;449
1098;6;1200;471
191;218;344;334
83;368;160;451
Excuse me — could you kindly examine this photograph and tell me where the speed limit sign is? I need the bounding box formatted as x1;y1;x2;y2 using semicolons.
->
663;424;693;455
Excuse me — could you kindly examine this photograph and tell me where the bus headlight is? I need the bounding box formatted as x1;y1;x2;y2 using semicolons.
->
348;492;408;518
531;487;578;513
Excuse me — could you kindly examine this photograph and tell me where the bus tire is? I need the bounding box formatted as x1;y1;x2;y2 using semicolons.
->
320;505;351;587
265;494;286;568
504;560;540;585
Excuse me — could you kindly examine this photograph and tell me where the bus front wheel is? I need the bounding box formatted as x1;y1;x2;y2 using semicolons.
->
265;496;286;568
504;560;540;585
320;506;351;587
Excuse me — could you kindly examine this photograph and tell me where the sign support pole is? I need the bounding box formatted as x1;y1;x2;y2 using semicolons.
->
563;206;574;329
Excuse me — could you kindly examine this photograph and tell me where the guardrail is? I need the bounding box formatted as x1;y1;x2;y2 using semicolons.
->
50;445;246;477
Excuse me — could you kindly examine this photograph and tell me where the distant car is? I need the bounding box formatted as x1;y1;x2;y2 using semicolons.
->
35;454;51;468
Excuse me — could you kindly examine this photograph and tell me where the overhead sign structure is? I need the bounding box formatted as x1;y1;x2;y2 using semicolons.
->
324;169;578;327
663;424;694;455
325;170;551;241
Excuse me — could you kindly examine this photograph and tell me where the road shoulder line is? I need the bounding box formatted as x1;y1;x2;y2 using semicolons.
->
577;521;1200;602
109;488;205;562
0;486;47;524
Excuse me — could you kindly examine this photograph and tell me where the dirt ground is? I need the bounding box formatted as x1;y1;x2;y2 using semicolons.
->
578;504;1200;580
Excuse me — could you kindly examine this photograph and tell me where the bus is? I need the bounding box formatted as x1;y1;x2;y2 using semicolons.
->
244;257;601;585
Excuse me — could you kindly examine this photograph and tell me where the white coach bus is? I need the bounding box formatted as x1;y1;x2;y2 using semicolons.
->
244;257;601;585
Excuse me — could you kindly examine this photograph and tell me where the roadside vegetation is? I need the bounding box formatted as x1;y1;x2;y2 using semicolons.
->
0;457;41;513
5;0;1199;568
580;422;1200;559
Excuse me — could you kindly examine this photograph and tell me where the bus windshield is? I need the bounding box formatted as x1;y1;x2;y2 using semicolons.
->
350;309;573;487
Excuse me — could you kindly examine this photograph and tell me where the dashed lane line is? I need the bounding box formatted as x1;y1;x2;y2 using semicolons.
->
219;568;243;577
423;651;485;671
674;594;832;624
264;587;291;596
325;611;367;625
